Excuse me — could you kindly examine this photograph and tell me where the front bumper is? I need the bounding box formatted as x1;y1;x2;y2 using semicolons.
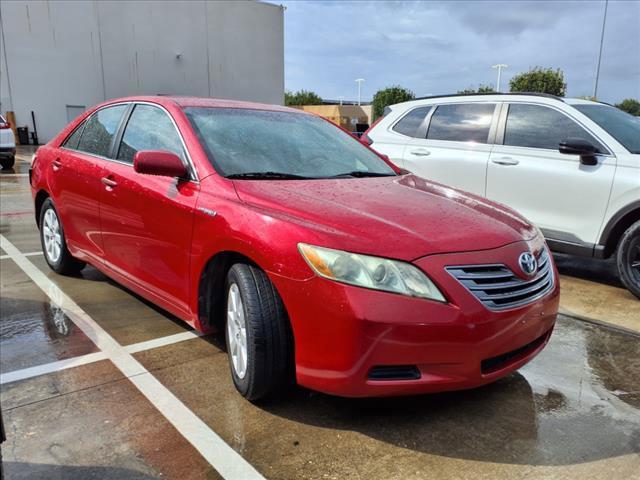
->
270;240;559;397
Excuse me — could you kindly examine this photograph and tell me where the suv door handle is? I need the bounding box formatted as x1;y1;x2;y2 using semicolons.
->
52;159;62;171
101;176;118;188
410;149;431;156
491;157;520;166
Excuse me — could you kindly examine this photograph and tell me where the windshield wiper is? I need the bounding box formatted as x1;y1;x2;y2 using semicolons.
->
226;171;311;180
327;170;397;178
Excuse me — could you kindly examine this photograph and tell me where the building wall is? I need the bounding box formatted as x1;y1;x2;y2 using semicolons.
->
0;0;284;143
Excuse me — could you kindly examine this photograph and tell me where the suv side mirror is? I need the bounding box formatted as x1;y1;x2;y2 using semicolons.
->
134;150;188;178
558;138;598;166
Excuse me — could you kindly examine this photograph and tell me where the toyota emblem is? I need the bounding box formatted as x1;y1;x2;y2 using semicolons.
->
518;252;537;276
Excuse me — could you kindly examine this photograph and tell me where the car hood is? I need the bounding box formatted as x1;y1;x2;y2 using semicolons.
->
233;174;538;261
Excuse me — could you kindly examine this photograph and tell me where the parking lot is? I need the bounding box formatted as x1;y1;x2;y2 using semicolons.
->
1;147;639;480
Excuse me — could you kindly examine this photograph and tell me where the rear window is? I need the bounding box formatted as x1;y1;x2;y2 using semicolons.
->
392;107;430;137
77;105;127;157
427;103;495;143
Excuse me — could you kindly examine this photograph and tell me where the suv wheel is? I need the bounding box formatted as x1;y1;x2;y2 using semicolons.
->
225;263;294;401
616;220;640;299
39;198;86;275
0;155;15;170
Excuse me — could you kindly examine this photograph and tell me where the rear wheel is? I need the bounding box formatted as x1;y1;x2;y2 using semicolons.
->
0;155;15;170
225;263;294;401
39;198;85;275
616;220;640;299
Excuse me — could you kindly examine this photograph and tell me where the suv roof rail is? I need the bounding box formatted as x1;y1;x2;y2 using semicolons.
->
412;92;565;102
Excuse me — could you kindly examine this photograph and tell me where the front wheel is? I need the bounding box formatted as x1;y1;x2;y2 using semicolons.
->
616;220;640;299
225;263;294;401
39;198;86;275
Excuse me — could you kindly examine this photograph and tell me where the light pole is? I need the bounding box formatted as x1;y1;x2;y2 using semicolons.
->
594;0;609;99
355;78;365;105
492;64;508;92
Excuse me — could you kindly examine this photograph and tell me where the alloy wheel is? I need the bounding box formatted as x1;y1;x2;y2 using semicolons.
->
227;283;248;379
43;208;62;264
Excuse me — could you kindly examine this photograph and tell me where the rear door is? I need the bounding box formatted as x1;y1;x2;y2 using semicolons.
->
403;102;499;195
52;104;128;262
486;102;616;247
99;103;199;313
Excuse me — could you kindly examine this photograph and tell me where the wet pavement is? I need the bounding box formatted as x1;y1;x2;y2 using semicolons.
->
1;148;639;479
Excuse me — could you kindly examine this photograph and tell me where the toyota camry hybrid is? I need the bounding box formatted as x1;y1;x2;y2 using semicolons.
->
29;96;559;400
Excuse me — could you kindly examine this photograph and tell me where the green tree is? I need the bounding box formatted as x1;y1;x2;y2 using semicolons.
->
615;98;640;116
457;84;496;94
509;67;567;97
284;89;323;106
372;86;415;120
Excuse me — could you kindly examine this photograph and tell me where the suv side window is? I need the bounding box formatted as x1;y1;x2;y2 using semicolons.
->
392;107;430;137
117;104;186;164
77;105;127;157
427;103;495;143
504;103;605;152
63;122;86;150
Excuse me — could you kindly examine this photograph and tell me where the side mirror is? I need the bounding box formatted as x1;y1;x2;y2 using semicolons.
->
558;138;598;166
134;150;188;178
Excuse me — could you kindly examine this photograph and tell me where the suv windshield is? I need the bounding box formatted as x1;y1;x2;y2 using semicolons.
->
574;104;640;154
185;108;396;179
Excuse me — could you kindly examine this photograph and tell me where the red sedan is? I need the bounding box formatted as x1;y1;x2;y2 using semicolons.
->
30;96;559;400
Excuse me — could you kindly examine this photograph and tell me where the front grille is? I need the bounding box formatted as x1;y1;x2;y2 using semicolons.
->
481;329;550;374
446;248;554;311
368;365;421;381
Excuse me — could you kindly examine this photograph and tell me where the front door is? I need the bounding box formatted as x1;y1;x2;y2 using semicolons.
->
99;103;199;313
486;102;616;247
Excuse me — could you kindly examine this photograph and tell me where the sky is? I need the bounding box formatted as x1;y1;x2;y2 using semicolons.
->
281;0;640;104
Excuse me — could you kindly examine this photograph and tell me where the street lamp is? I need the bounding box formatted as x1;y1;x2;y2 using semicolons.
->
492;64;508;92
355;78;365;105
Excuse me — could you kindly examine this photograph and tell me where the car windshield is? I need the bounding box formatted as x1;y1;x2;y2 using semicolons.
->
184;107;396;179
574;104;640;154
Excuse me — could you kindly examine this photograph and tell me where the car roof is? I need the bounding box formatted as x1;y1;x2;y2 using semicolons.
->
95;95;304;114
391;93;608;110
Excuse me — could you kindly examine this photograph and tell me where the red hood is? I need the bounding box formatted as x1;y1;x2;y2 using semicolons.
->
233;174;538;261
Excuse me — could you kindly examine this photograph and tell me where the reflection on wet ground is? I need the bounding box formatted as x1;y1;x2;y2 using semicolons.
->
134;317;640;478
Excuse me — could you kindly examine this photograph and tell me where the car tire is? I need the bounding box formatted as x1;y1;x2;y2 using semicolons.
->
616;220;640;299
225;263;294;401
39;198;86;275
0;155;15;170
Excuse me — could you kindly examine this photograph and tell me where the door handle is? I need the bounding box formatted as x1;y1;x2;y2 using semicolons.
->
410;149;431;156
491;157;520;166
52;159;62;171
101;176;118;188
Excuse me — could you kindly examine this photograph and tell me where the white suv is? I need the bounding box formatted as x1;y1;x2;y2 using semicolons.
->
0;114;16;170
364;94;640;298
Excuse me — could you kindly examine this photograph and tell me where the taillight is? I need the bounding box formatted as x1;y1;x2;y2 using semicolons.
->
0;123;10;130
360;115;385;146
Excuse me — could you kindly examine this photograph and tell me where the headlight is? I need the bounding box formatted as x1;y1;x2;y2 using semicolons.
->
298;243;446;302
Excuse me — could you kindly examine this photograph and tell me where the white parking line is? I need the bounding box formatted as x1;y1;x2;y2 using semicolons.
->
1;251;42;260
0;330;205;385
0;173;29;177
0;235;265;480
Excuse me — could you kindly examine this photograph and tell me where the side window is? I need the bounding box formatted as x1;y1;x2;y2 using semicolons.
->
77;105;127;157
117;104;186;164
63;122;85;150
504;104;605;152
427;103;496;143
392;107;431;137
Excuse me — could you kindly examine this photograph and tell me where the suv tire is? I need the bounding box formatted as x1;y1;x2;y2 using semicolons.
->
39;198;86;275
225;263;294;401
616;220;640;299
0;155;15;170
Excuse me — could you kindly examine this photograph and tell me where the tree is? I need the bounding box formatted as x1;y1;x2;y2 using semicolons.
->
372;86;415;120
284;89;323;106
509;67;567;97
457;84;496;94
615;98;640;116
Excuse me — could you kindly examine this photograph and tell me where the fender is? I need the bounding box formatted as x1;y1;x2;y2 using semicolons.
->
598;200;640;257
